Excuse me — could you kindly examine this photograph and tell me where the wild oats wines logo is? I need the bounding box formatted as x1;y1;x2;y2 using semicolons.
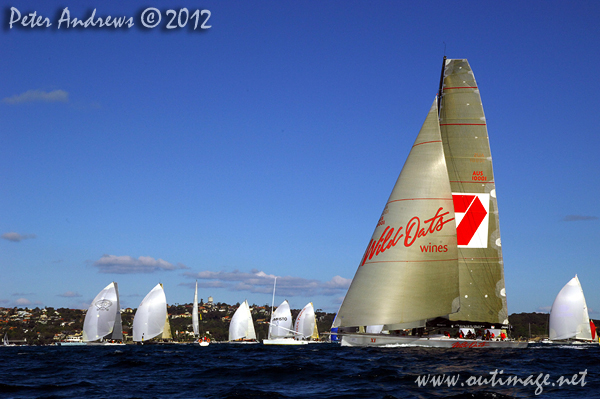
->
360;207;454;266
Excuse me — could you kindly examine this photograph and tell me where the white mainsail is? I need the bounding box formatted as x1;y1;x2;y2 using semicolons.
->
268;300;294;339
294;302;319;340
83;282;123;342
133;283;169;342
192;281;199;337
549;275;593;341
229;300;257;341
333;98;459;329
439;58;508;325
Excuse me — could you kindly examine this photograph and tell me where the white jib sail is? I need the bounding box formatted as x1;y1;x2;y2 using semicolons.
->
192;281;199;337
83;282;120;342
269;300;294;339
294;302;317;340
229;300;257;341
133;283;168;342
549;275;592;341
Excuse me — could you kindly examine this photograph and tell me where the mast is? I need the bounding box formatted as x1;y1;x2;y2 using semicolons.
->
268;277;277;339
436;55;447;116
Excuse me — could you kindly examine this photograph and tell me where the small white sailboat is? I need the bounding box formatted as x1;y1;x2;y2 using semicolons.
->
191;281;210;346
133;283;172;343
548;275;597;344
228;300;258;343
82;282;124;345
332;58;527;348
264;300;307;345
193;281;199;338
3;333;15;347
294;302;320;342
263;278;308;345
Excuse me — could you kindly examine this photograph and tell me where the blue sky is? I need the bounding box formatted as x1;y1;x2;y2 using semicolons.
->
1;1;599;316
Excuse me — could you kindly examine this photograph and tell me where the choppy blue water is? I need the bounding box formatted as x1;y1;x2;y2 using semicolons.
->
0;343;597;398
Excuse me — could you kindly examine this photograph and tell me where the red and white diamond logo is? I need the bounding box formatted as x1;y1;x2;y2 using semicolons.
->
452;193;490;248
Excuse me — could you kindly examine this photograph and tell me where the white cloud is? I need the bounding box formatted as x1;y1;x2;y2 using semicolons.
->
2;232;36;242
183;269;351;298
15;298;31;306
58;291;82;298
3;89;69;104
93;254;188;274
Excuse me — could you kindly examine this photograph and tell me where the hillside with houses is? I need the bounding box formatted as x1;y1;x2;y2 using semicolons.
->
1;298;336;345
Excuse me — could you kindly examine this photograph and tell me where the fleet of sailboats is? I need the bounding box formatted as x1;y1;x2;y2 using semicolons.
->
262;278;308;345
332;57;527;348
13;58;593;349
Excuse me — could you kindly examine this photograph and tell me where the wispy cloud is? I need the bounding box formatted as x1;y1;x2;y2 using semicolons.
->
57;291;82;298
536;306;551;313
3;89;69;104
1;232;36;242
15;298;32;306
563;215;598;222
93;254;188;274
182;269;351;298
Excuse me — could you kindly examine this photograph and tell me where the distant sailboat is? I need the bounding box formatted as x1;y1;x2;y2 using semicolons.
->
332;58;526;348
192;281;210;346
3;333;15;347
294;302;320;342
192;281;199;337
263;278;308;345
83;282;124;345
133;283;172;343
549;275;597;344
228;300;258;343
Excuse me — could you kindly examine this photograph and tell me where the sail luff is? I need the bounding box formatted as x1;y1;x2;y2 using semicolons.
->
333;99;459;328
439;58;508;325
